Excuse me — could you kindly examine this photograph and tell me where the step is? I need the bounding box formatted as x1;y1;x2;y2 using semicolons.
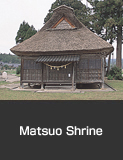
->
45;85;75;90
45;83;76;86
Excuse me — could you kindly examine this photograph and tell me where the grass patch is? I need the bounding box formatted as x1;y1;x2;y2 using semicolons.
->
13;81;20;84
3;69;16;75
0;80;123;100
0;81;11;86
105;80;123;92
0;69;20;77
16;74;20;77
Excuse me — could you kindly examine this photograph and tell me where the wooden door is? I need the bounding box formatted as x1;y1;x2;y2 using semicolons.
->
46;62;73;82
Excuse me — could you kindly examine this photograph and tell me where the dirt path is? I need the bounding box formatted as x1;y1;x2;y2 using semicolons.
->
0;74;20;82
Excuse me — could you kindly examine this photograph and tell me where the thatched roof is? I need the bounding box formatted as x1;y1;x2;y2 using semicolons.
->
10;5;114;56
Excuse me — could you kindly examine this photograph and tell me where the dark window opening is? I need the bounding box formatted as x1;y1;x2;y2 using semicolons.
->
76;82;102;89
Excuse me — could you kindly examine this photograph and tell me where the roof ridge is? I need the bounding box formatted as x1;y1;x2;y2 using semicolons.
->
53;5;74;12
40;5;83;31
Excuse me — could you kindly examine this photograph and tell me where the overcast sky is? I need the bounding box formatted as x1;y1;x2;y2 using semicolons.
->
0;0;122;59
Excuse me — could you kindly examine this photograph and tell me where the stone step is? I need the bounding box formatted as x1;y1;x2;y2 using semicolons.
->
45;83;76;86
45;85;75;90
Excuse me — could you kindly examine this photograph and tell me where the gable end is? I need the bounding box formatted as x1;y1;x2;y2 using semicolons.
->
52;16;75;29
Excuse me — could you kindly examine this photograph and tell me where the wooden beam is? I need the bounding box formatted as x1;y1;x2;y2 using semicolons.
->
64;17;75;28
22;80;43;83
52;17;64;28
102;57;105;89
20;57;24;88
41;63;44;90
72;62;75;91
52;16;75;28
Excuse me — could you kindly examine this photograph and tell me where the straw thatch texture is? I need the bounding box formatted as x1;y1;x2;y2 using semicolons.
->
10;5;114;56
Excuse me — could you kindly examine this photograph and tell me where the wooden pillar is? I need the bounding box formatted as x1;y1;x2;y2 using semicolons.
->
104;57;106;76
102;57;105;89
41;63;44;90
20;57;24;88
72;62;75;91
116;26;122;69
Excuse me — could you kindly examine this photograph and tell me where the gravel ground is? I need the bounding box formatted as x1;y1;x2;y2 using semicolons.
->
0;74;20;82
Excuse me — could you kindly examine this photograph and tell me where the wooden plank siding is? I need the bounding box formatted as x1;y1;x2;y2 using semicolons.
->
22;58;42;82
76;55;102;83
21;55;102;85
46;62;73;82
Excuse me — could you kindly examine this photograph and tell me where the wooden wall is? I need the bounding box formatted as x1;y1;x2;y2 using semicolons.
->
44;62;73;82
76;55;102;83
21;55;102;84
21;58;42;83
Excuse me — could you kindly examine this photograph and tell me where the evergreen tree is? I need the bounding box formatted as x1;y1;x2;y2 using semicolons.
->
87;0;123;69
15;21;37;44
15;21;30;44
44;0;91;29
24;25;37;41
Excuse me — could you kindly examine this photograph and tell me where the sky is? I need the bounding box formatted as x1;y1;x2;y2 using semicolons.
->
0;0;122;59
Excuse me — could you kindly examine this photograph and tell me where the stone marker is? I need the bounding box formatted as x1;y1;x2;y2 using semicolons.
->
2;72;7;79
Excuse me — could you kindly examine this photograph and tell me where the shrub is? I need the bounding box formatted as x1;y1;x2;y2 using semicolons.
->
107;75;113;80
16;65;21;74
115;72;122;80
4;64;9;70
108;66;122;80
